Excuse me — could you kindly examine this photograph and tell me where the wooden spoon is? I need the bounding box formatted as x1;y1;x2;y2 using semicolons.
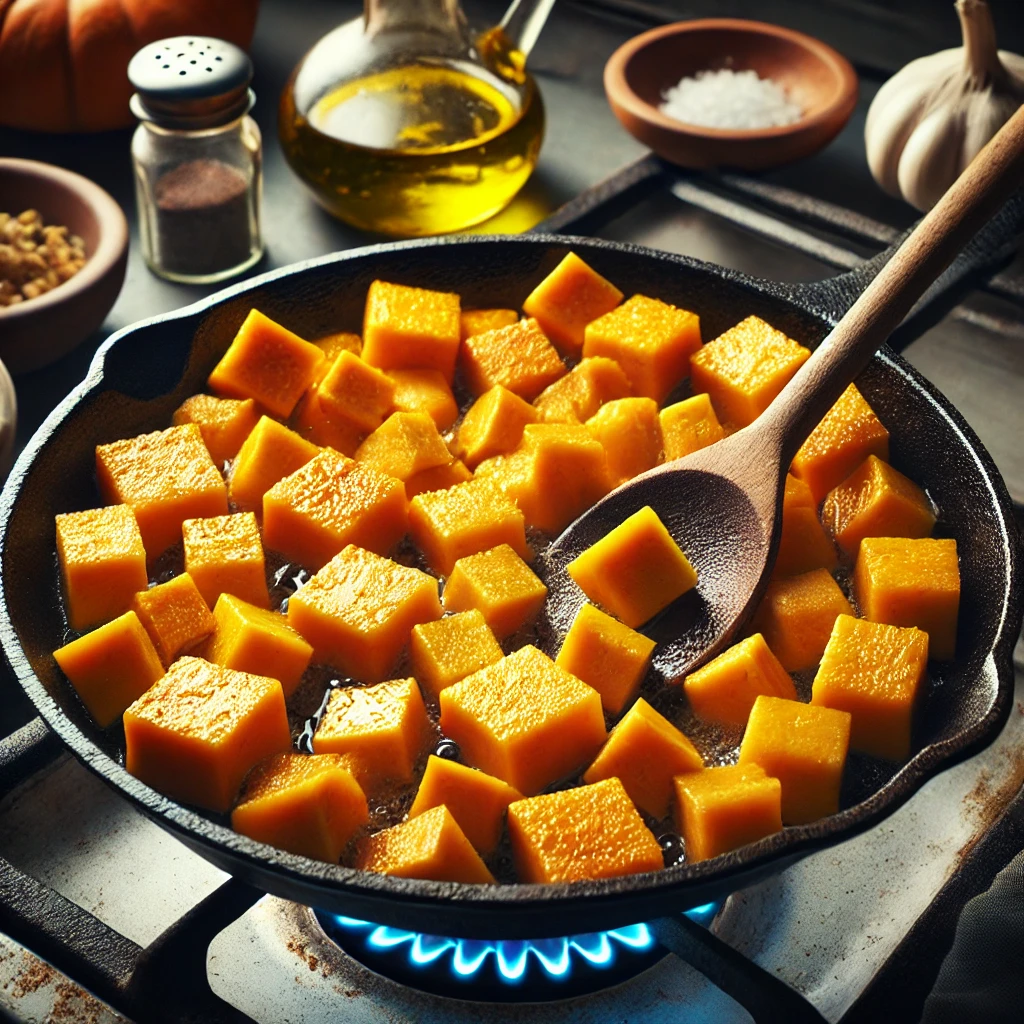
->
540;103;1024;681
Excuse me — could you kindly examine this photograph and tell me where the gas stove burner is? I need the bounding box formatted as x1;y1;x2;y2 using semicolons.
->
314;902;719;1002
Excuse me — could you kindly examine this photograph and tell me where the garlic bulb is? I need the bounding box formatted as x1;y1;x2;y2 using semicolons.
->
865;0;1024;211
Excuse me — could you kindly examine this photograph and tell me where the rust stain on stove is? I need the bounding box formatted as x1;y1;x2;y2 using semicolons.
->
10;954;55;997
51;981;101;1024
957;745;1024;868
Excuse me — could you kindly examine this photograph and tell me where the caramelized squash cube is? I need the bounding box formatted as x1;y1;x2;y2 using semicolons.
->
53;611;164;728
586;397;663;487
582;294;702;403
131;573;215;667
96;424;228;558
566;505;697;628
288;546;441;681
172;394;260;468
460;308;518;340
55;505;148;632
583;698;703;819
355;411;452;482
208;309;325;419
228;416;321;513
123;656;291;813
811;615;928;761
773;475;838;579
683;633;797;727
314;330;362;369
453;385;539;470
660;394;724;461
532;357;630;424
387;368;458;430
405;459;473;498
316;350;396;433
673;764;782;862
290;385;366;456
182;512;270;610
508;777;663;882
409;610;503;701
439;645;606;795
460;318;566;400
231;751;368;863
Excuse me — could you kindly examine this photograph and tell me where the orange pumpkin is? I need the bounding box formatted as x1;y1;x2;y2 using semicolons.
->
0;0;260;133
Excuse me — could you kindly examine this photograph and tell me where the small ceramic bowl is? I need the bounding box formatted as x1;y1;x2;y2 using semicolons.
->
0;158;128;374
604;19;858;171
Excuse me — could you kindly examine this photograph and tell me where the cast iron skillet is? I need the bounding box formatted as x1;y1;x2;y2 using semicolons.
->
0;228;1020;943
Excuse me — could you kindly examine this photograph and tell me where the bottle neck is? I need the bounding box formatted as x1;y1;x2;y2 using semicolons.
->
365;0;463;36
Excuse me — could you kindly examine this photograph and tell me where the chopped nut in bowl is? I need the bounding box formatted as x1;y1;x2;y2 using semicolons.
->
0;209;88;307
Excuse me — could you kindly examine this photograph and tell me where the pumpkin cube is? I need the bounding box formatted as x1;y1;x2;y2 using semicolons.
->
355;804;495;883
751;568;854;672
386;368;458;431
442;544;547;640
409;755;522;855
208;309;325;419
313;677;431;790
822;455;936;557
673;764;782;863
683;633;797;727
566;505;697;628
555;602;655;715
205;593;313;699
791;384;890;502
811;615;929;761
227;416;321;513
53;611;164;728
532;357;630;424
409;478;529;576
583;698;703;819
773;474;838;579
460;307;518;340
689;316;811;429
55;505;149;632
131;572;215;667
508;777;663;882
854;537;960;661
405;459;473;498
290;385;366;456
439;645;606;795
582;294;702;404
182;512;269;610
172;394;260;468
362;280;461;383
521;252;624;357
586;397;663;488
123;656;291;813
738;695;851;825
231;751;369;863
409;610;504;701
96;424;228;558
316;351;396;433
453;385;539;470
288;546;441;681
354;411;452;482
314;330;362;368
460;318;566;400
660;394;724;461
263;449;408;571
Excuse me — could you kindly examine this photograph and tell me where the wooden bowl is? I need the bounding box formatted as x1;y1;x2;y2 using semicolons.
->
0;159;128;374
604;19;858;171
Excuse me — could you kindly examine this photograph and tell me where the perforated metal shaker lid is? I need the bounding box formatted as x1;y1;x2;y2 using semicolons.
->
128;37;254;129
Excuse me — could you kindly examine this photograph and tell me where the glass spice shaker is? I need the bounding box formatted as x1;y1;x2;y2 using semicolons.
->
128;36;263;284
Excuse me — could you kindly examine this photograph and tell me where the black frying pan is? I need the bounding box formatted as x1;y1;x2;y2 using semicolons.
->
0;227;1020;944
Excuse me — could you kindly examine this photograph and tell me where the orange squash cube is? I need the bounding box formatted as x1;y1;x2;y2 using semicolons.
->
583;698;703;819
773;474;838;579
405;459;473;498
586;397;663;488
439;645;606;795
673;764;782;862
55;505;149;632
362;280;461;383
555;602;655;715
582;294;702;404
290;385;366;456
313;677;431;789
689;316;811;429
521;252;624;357
408;755;522;855
53;611;164;728
751;568;854;672
231;751;368;863
288;546;441;681
811;615;929;761
683;633;797;727
356;804;495;883
409;478;529;576
96;424;228;558
508;777;663;882
791;384;890;502
131;573;215;667
314;330;362;368
228;416;321;513
123;656;291;813
532;357;630;424
821;455;936;557
263;449;408;571
660;394;725;461
409;610;504;701
172;394;260;468
566;505;697;629
205;594;313;699
854;537;960;661
460;318;566;400
386;368;458;431
182;512;269;610
453;385;539;470
316;351;396;434
208;309;325;419
460;307;518;340
738;695;851;825
354;412;452;482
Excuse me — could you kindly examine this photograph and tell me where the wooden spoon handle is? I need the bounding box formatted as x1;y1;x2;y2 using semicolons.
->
761;101;1024;464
